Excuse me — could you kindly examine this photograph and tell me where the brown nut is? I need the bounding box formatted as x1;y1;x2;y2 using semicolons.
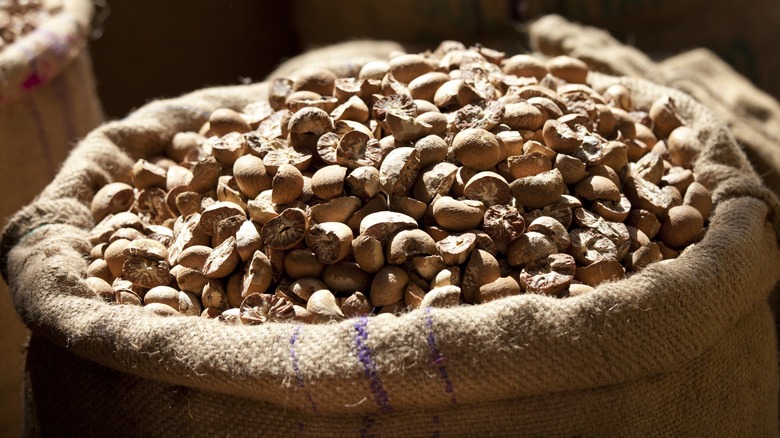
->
649;96;684;138
436;232;477;266
85;277;115;301
341;291;374;318
272;164;305;205
352;234;385;273
554;153;587;184
337;130;383;169
503;54;547;79
359;211;417;243
322;261;372;294
542;119;582;154
451;128;501;171
311;165;347;200
666;126;700;168
507;231;557;267
208;108;251;136
370;266;410;307
510;169;565;209
409;71;451;102
624;176;674;216
482;204;525;254
683;181;713;220
306;222;354;264
574;175;621;202
241;293;296;325
288;277;328;301
625;208;661;239
420;285;462;308
386;229;437;265
463;171;511;206
261;208;309;250
412;162;459;204
461;249;501;304
546;56;588;83
346;166;380;200
519;253;576;296
415;135;449;168
241;251;274;297
658;205;704;249
202;236;240;278
568;228;618;266
233;155;272;199
574;259;625;287
528;216;570;251
431;196;485;232
284;250;326;279
592;195;632;223
379;146;422;196
475;276;521;304
91;182;135;222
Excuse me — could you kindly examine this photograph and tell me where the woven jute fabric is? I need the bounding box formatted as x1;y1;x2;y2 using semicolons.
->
2;31;780;436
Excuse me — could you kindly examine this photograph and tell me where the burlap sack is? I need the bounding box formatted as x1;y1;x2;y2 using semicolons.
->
0;1;101;435
3;39;780;437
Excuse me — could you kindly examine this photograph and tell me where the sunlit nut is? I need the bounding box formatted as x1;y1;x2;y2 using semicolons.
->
218;307;243;325
305;222;353;264
110;227;145;243
316;132;341;165
412;162;458;204
430;266;461;289
288;94;339;113
661;185;683;209
215;177;246;211
431;196;484;232
495;130;524;160
568;228;618;266
591;195;630;223
575;259;625;287
624;176;674;216
356;204;415;239
409;71;451;102
173;191;201;217
231;155;271;200
628;152;662;186
609;108;637;140
91;182;134;222
510;168;565;209
239;250;273;298
546;56;588;83
359;60;390;81
210;214;244;248
386;196;424;220
144;302;179;317
288;277;328;302
522;139;557;161
572;135;603;168
432;79;464;109
475;276;521;303
507;153;552;179
414;99;441;115
661;168;694;195
144;286;179;312
309;197;359;224
349;234;383;274
208;133;247;167
624;209;661;241
594;104;617;137
379;147;422;196
682;181;713;220
526;98;563;123
541;119;582;154
302;289;344;323
461;249;501;304
322;261;372;294
85;277;115;302
123;252;170;289
267;77;294;110
238;293;296;325
388;53;436;83
168;215;211;264
105;239;132;278
527;216;569;251
385;229;436;265
648;96;684;138
261;208;309;250
167;131;205;162
341;291;373;318
174;266;208;294
599;140;629;172
287;106;334;149
519;253;576;296
344;166;380;201
451;128;501;171
347;195;388;231
502;54;547;79
310;165;346;201
337;130;383;169
165;166;193;192
373;93;416;126
463;171;511;206
91;242;108;260
123;238;168;265
566;283;595;297
601;84;631;111
449;166;477;198
502;102;545;131
207;108;251;137
574;175;621;202
291;66;337;96
281;250;323;280
192;280;227;311
411;255;447;280
175;245;211;270
415;135;449;168
330;95;369;123
88;259;112;283
201;236;239;279
197;201;245;236
482;204;525;254
188;157;222;194
625;242;663;272
436;233;477;265
658;205;704;249
665;125;700;168
633;121;657;149
130;159;166;191
507;231;557;267
368;266;409;307
381;72;411;96
271;164;304;205
420;285;462;308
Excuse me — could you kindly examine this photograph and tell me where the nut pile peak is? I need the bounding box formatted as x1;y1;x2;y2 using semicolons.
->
85;41;712;324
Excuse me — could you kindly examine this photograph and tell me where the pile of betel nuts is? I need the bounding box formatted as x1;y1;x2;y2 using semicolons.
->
0;0;54;49
84;41;712;324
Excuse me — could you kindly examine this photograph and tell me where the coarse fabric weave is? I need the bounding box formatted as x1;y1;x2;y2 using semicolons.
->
3;21;780;437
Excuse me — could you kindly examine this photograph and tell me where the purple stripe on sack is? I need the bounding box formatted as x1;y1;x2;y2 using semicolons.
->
359;415;376;438
289;325;318;413
425;307;457;405
354;317;393;412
